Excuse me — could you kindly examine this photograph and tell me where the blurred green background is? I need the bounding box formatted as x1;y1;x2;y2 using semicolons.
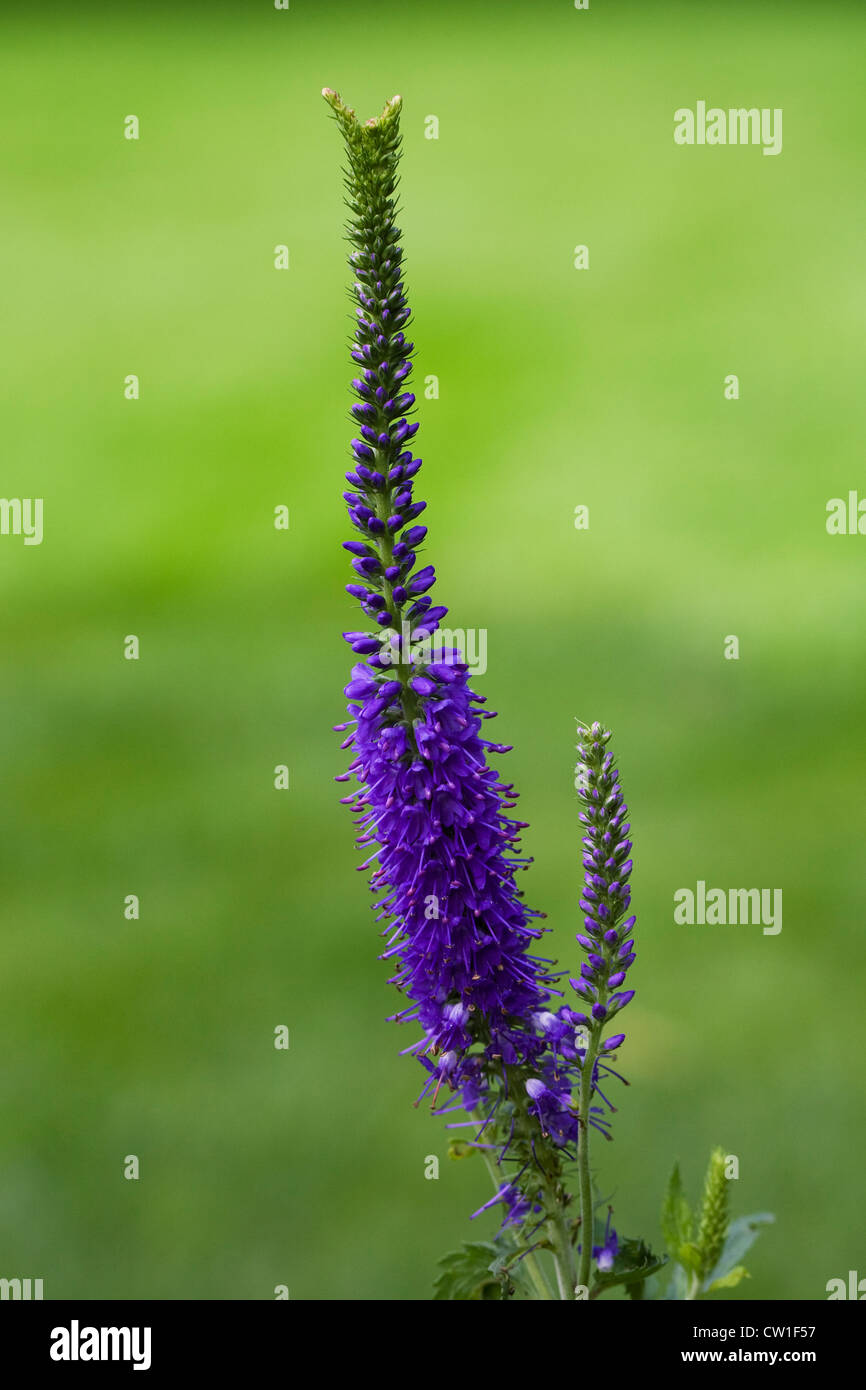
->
1;0;864;1300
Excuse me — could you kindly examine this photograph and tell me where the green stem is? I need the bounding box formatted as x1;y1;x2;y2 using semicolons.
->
576;1025;602;1292
478;1147;554;1300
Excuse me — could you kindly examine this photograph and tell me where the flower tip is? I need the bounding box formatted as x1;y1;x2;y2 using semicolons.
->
322;87;354;117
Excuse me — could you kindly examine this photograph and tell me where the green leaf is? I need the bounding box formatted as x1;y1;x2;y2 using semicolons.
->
661;1161;693;1260
591;1237;668;1296
702;1212;775;1292
488;1247;520;1279
432;1242;504;1300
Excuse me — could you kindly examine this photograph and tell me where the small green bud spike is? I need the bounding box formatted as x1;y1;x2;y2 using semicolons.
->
322;89;405;270
695;1147;730;1282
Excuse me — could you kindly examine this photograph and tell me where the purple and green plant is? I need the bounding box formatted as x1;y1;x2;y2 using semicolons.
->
324;88;772;1301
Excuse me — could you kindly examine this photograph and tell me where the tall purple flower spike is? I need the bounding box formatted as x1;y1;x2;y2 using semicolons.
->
325;89;556;1115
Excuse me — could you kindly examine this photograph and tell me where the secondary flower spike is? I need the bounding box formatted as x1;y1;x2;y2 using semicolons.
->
572;720;637;1287
571;720;637;1044
325;89;555;1108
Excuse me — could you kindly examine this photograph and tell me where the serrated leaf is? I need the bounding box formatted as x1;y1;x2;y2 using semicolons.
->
592;1236;668;1295
488;1248;519;1279
432;1242;504;1300
706;1265;750;1292
702;1212;774;1291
